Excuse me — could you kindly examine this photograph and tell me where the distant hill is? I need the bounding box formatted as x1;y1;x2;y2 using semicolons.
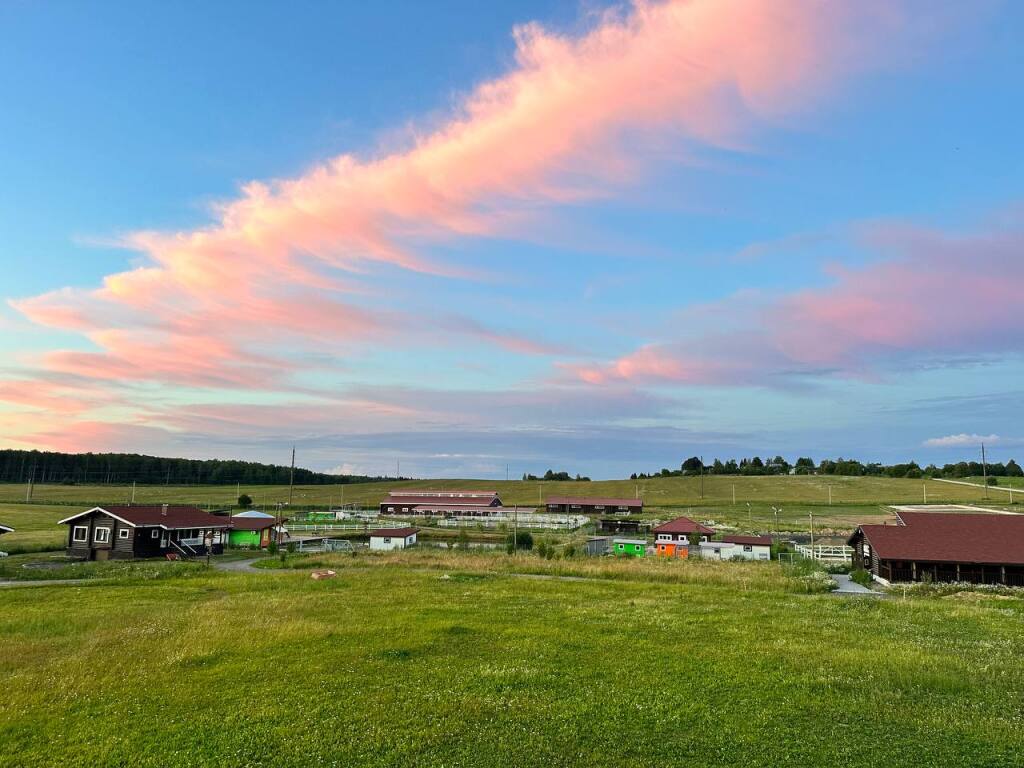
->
0;449;391;486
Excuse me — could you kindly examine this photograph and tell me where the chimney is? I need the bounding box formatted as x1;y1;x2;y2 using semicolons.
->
161;504;168;516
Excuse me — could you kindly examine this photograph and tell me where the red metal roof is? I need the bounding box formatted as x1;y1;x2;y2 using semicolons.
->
546;496;642;507
652;517;715;535
388;490;497;497
60;505;230;529
719;534;772;546
852;511;1024;566
369;527;419;538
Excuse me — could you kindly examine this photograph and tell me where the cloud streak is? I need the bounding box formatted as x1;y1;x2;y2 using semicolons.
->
571;218;1024;387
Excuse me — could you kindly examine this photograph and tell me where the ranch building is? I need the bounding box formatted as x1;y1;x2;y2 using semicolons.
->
597;518;650;535
546;496;642;516
368;527;419;551
58;505;229;560
848;511;1024;586
380;491;501;516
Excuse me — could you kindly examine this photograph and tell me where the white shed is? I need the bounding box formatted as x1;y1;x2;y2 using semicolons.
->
368;527;419;551
699;535;772;561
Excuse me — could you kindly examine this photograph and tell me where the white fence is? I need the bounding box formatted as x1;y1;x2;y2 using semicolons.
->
794;544;853;562
437;513;588;531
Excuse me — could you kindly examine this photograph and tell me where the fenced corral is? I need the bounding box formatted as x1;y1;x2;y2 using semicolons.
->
794;543;853;562
290;537;356;553
436;513;588;531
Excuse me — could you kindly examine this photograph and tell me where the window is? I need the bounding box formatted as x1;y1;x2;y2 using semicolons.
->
658;534;669;541
151;529;160;539
383;537;391;544
743;545;752;552
72;526;88;543
387;506;395;512
119;529;131;539
94;527;111;544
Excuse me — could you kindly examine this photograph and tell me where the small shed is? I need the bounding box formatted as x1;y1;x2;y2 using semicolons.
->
584;537;611;556
654;539;689;558
369;527;419;551
612;538;646;557
228;516;287;549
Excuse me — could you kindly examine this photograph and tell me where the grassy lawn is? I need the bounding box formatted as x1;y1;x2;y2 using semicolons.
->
1;551;1023;767
0;503;71;553
0;476;1013;537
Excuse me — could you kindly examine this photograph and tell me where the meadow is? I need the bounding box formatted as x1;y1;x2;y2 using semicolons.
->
0;474;1012;537
1;549;1023;767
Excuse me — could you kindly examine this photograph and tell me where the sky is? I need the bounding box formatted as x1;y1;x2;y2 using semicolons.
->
1;0;1023;479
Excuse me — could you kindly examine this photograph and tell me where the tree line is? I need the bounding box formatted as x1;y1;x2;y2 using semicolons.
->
630;456;1024;480
521;470;592;482
0;450;394;486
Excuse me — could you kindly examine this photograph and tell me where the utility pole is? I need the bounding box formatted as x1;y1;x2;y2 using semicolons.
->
506;464;509;482
131;481;136;504
288;446;296;506
699;456;704;500
809;510;815;561
828;486;832;505
923;483;927;504
746;502;751;528
732;485;736;505
981;443;989;499
771;506;780;544
25;477;33;502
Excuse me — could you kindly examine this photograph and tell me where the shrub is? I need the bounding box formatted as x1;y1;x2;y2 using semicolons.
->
238;493;253;508
268;541;278;556
850;568;873;587
505;530;534;553
563;543;576;559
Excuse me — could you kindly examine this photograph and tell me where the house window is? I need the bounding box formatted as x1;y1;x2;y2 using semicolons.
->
387;506;395;512
72;526;88;543
384;537;391;544
119;529;131;539
151;529;160;539
94;527;111;543
701;535;709;542
743;545;752;552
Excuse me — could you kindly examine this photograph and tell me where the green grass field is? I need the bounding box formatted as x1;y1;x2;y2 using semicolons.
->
0;475;1013;539
1;550;1022;767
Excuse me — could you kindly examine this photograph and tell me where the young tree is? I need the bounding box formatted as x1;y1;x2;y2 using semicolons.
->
238;493;253;508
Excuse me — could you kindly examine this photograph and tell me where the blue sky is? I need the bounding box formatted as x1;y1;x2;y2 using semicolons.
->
1;0;1023;477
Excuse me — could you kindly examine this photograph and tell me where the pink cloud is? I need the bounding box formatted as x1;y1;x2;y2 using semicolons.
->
571;219;1024;387
2;0;941;456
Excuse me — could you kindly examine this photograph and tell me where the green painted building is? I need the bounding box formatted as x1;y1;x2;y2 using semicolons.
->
613;538;647;557
226;515;281;549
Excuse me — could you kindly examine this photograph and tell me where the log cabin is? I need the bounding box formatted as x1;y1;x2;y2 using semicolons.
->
58;505;229;560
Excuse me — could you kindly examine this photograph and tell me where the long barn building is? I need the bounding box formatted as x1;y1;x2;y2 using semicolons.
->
379;491;502;516
545;496;642;515
848;510;1024;586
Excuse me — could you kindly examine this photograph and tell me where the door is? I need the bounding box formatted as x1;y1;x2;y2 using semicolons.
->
160;531;169;549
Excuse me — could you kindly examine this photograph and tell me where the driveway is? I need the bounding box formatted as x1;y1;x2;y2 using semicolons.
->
212;557;263;573
833;573;883;596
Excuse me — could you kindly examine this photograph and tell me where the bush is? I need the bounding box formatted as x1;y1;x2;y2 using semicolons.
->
563;543;576;559
505;530;533;553
850;568;873;587
268;541;278;556
238;493;253;508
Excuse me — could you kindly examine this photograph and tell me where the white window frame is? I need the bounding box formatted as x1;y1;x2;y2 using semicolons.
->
743;544;752;552
383;537;391;544
151;529;160;539
72;526;88;543
94;527;111;544
118;528;131;539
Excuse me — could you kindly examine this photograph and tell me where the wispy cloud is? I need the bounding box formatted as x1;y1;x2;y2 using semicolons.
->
923;433;1001;447
569;216;1024;387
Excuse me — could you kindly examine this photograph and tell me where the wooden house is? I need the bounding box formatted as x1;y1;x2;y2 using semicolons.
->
652;517;715;546
368;527;419;551
849;511;1024;586
546;496;642;516
58;505;229;560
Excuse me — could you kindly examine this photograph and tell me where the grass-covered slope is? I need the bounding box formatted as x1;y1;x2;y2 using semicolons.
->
1;551;1022;767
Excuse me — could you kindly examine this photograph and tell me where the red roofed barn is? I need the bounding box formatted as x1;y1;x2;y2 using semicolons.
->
848;511;1024;586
